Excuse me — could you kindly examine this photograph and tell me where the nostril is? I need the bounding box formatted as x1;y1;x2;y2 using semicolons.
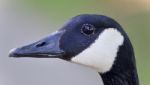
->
36;42;47;47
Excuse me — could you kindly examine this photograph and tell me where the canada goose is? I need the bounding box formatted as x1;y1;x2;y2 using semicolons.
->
9;14;139;85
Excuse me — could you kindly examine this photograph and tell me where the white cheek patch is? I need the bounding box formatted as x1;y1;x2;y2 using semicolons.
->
71;28;124;73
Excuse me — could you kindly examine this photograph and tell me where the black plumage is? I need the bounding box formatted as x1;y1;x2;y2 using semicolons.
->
9;14;139;85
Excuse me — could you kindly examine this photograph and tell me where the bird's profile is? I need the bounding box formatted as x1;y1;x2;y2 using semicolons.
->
9;14;139;85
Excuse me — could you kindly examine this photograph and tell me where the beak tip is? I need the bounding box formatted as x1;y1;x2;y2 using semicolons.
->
9;48;18;57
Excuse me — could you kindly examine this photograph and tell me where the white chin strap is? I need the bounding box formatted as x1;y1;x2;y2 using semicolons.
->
71;28;124;73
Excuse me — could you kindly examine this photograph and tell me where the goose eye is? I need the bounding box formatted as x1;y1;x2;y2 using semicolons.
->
81;24;96;36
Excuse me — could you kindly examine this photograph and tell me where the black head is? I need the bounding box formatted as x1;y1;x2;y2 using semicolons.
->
9;14;139;85
59;14;124;60
9;14;122;59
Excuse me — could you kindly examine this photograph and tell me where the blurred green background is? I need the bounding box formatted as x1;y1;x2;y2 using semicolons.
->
1;0;150;85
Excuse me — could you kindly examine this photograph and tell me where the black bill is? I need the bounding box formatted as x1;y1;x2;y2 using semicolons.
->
9;30;65;58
